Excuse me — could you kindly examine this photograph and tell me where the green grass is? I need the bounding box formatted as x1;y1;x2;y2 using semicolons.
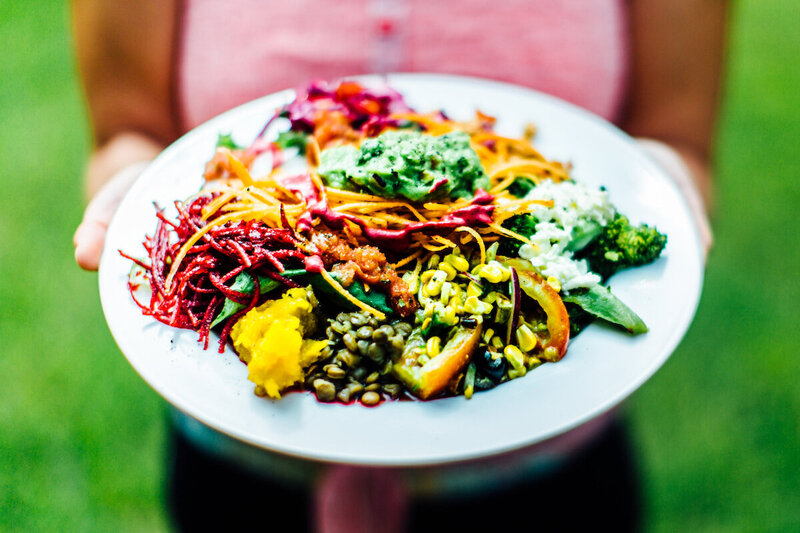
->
627;1;800;531
1;1;798;531
0;2;168;531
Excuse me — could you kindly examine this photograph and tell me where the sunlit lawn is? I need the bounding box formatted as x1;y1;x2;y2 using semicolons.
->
1;1;798;531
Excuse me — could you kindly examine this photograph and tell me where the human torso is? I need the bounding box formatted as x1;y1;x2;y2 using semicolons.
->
176;0;629;130
171;0;630;489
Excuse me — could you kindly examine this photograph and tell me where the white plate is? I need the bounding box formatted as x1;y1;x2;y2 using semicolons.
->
99;73;704;466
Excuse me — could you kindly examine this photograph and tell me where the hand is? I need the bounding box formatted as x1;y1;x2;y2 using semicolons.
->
74;161;150;270
636;138;713;261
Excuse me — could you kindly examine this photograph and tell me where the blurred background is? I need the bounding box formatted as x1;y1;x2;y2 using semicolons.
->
1;1;798;531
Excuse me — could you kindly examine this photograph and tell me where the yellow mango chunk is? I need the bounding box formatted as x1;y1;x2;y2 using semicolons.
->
230;288;328;398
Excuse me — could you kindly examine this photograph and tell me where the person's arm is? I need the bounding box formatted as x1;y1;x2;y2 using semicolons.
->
622;0;727;255
72;0;179;269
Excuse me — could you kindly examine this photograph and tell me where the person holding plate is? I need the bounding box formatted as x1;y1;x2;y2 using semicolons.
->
72;0;724;531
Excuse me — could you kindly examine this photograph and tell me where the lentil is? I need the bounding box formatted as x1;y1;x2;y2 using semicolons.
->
356;326;374;340
313;379;337;402
361;391;382;406
312;309;412;405
324;364;347;379
366;343;385;362
343;332;358;352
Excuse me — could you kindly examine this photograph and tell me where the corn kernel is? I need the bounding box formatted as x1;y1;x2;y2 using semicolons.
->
418;293;432;307
445;254;470;272
485;242;499;262
466;282;483;298
478;265;504;284
421;317;431;331
491;335;505;350
543;346;561;362
483;328;495;343
425;282;440;297
450;285;463;303
464;296;482;314
406;277;419;294
526;356;542;370
516;324;538;352
546;276;561;292
438;262;457;281
503;345;526;371
508;368;527;380
483;291;500;304
441;305;458;325
426;336;441;358
486;260;511;282
420;270;436;284
425;271;446;296
439;281;453;303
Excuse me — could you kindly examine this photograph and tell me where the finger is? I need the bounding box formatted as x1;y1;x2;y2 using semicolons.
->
74;161;150;271
74;219;107;271
636;139;713;261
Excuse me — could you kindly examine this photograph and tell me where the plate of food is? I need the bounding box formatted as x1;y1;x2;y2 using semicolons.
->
98;73;704;466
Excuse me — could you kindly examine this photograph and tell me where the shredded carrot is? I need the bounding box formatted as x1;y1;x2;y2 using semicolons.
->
391;250;423;270
455;226;486;265
226;151;255;187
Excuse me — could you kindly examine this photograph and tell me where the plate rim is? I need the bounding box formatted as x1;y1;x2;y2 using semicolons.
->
99;72;704;466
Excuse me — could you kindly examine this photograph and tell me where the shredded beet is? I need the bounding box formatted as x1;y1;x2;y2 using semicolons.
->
123;194;304;352
277;79;411;137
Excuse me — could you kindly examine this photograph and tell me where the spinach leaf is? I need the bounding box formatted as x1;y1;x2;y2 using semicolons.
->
210;273;281;328
302;272;393;315
216;133;244;150
274;130;309;151
342;279;394;315
561;284;648;335
210;267;394;329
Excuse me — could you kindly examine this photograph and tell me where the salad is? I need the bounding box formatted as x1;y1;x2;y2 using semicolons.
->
124;80;666;406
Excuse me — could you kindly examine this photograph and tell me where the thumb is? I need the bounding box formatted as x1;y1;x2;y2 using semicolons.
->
635;138;713;262
74;161;150;271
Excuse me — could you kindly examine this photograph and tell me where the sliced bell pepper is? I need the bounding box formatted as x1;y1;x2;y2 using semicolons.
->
393;324;483;400
515;269;571;361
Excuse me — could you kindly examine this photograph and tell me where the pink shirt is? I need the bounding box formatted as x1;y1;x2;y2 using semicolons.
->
172;1;632;513
177;0;629;131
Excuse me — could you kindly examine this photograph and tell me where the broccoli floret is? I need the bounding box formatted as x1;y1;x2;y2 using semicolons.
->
578;213;667;281
498;213;538;256
507;176;536;198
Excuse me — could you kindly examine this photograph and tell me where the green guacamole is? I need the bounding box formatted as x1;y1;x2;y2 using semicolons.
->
317;130;489;202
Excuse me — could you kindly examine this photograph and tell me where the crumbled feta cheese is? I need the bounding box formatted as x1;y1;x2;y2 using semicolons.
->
519;180;615;291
